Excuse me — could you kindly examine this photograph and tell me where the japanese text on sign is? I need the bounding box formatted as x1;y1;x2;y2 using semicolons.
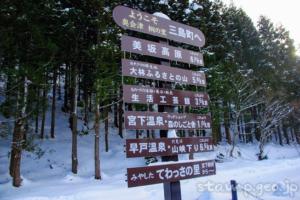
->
126;137;214;158
122;35;204;66
124;111;211;130
113;6;205;47
123;85;209;107
127;160;216;187
122;59;206;86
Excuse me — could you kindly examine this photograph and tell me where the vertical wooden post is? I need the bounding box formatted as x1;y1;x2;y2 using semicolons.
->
159;40;181;200
231;180;238;200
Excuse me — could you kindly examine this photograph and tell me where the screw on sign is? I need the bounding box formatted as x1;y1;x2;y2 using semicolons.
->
122;59;206;87
113;5;205;48
121;35;204;66
123;85;209;107
127;160;216;187
126;137;214;158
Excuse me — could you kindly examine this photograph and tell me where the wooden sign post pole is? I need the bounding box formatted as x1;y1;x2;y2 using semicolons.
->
159;39;181;200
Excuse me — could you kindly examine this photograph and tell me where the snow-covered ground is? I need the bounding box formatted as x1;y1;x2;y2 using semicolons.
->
1;108;300;200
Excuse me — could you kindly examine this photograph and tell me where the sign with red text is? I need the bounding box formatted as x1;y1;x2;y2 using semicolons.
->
126;137;214;158
123;85;209;107
127;160;216;187
113;6;205;47
124;111;211;130
122;59;206;86
122;35;204;66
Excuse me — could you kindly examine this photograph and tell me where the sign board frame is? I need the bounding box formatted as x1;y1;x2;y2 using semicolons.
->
113;5;205;47
127;160;216;187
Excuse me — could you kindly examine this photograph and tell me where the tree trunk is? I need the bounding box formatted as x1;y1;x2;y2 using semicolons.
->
237;117;242;142
70;66;78;174
277;126;283;146
295;127;300;144
58;67;62;100
35;89;40;133
211;106;221;145
258;140;265;160
83;87;89;127
290;127;295;142
89;93;92;112
50;67;57;138
10;119;19;177
94;102;101;179
118;85;123;138
5;75;12;117
40;83;47;139
223;101;232;144
10;76;28;187
63;65;69;112
77;72;81;102
230;117;239;157
251;106;260;141
114;98;118;128
10;119;24;187
282;123;290;145
105;107;109;152
274;127;278;142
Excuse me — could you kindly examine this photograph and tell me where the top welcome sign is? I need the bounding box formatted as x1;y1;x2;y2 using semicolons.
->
113;5;205;47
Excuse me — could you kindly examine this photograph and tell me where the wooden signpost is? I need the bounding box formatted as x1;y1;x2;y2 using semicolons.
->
113;5;216;200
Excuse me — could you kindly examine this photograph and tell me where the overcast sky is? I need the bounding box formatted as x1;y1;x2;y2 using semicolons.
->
222;0;300;55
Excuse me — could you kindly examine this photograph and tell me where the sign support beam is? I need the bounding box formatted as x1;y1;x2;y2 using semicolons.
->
159;39;181;200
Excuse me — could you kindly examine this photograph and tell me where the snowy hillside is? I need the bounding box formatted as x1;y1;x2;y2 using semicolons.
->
1;108;300;200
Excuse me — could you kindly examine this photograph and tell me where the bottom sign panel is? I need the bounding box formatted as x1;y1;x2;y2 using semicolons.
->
127;160;216;187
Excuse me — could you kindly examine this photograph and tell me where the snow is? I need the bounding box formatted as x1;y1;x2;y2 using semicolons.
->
158;0;168;5
191;3;203;11
153;12;170;20
185;8;192;15
1;105;300;200
167;129;178;138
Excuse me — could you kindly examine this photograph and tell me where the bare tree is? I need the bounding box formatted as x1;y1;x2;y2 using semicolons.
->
229;77;263;157
257;99;292;160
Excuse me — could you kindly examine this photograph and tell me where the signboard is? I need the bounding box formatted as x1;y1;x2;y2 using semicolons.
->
124;111;211;130
123;85;209;107
121;35;204;66
126;137;214;158
122;59;206;86
114;5;215;195
113;5;205;47
127;160;216;187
